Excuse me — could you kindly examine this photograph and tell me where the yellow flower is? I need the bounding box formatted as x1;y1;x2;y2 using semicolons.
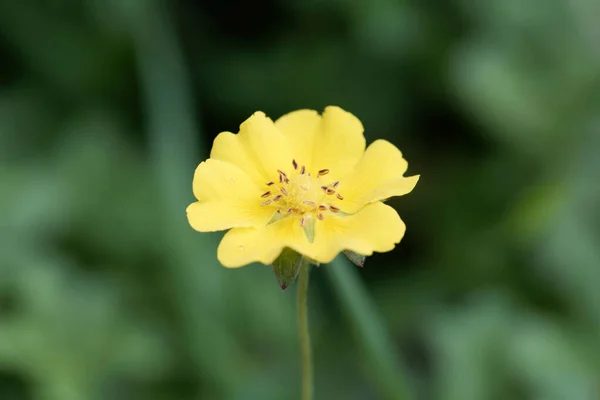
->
186;106;419;268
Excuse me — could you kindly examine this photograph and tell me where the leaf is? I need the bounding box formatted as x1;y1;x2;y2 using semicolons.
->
272;248;304;290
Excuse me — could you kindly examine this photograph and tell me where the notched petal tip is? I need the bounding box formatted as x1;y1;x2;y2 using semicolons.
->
402;174;420;194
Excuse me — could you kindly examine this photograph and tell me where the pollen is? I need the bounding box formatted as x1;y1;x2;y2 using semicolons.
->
258;159;347;228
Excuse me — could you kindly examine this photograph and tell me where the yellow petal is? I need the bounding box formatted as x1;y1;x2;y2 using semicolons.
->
305;202;406;263
311;106;366;181
336;140;419;214
186;159;274;232
275;109;321;169
217;218;307;268
210;111;293;186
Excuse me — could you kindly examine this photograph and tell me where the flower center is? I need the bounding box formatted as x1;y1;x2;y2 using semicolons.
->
259;159;344;226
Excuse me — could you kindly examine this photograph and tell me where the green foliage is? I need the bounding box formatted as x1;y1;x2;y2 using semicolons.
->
1;0;599;399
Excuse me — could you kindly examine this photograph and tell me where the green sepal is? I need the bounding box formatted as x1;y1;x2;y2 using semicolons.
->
342;250;366;267
302;218;316;243
272;248;304;290
267;211;286;225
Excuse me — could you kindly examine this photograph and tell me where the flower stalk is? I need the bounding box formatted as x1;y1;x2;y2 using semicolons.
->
297;258;313;400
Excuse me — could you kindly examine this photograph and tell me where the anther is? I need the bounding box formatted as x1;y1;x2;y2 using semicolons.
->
318;205;327;211
261;191;271;198
317;213;324;221
266;181;275;186
273;195;282;202
300;166;306;175
277;169;289;184
303;200;316;206
332;181;340;188
329;205;340;213
292;159;298;170
260;199;272;206
280;187;288;196
301;217;306;227
321;185;328;192
336;193;344;200
318;169;330;177
326;188;336;195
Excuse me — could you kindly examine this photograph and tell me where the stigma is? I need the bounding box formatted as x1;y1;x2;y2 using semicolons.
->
259;159;344;226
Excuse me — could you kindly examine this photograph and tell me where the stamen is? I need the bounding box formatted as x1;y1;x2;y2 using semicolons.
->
266;181;275;186
318;205;327;211
273;195;282;202
332;181;340;188
329;205;340;213
318;169;330;177
278;169;289;184
336;193;344;200
321;185;328;192
280;187;288;196
261;191;271;198
300;165;306;175
303;200;316;207
287;208;293;213
260;199;272;206
301;217;306;227
317;213;324;221
326;188;336;195
292;159;298;170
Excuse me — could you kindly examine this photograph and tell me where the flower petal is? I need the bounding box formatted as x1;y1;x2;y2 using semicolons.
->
335;139;419;214
210;111;293;186
186;159;274;232
217;218;307;268
311;106;366;181
217;202;406;267
275;109;321;170
306;202;406;263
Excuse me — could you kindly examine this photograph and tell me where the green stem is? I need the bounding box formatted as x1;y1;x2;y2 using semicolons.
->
297;258;313;400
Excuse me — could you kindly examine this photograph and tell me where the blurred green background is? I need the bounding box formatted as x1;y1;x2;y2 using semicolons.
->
1;0;599;399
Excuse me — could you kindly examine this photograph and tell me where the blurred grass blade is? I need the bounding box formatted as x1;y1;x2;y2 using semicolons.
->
126;0;250;394
327;257;415;400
